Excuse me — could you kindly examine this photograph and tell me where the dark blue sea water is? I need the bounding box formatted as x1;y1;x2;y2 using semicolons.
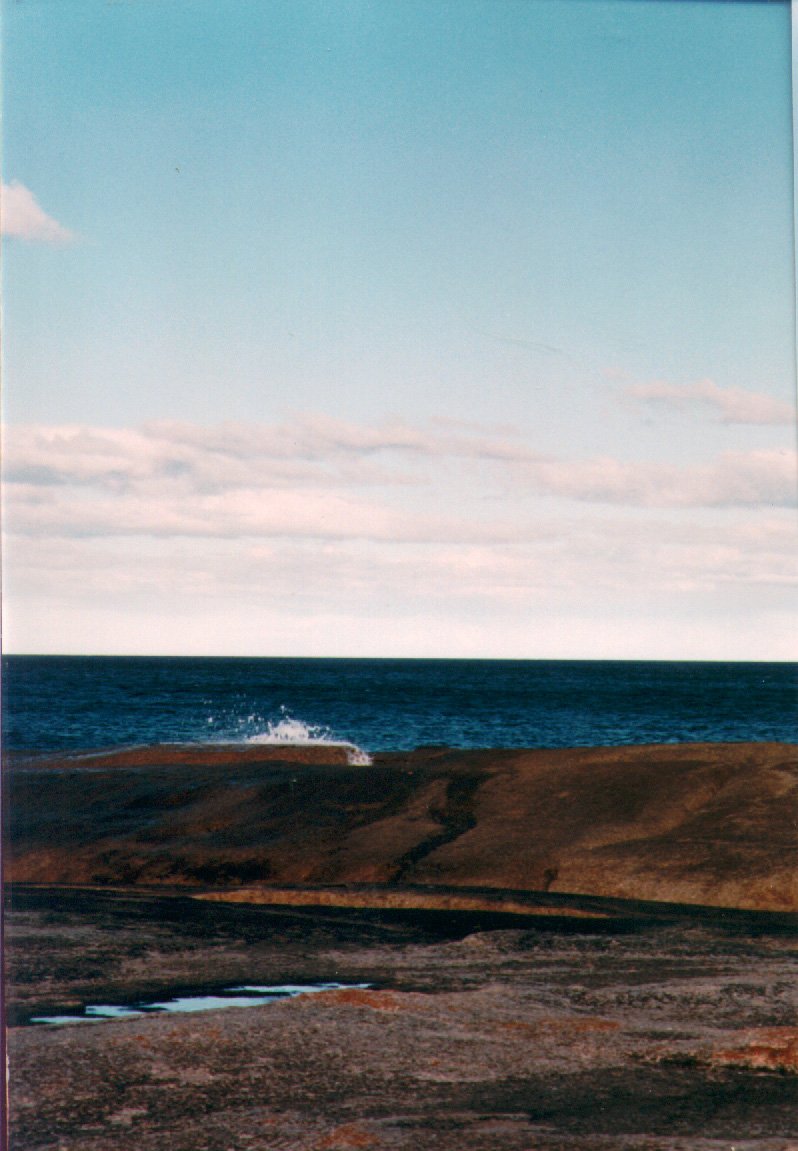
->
2;656;795;754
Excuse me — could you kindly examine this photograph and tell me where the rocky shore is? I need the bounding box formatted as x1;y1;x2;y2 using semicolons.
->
6;884;798;1150
6;741;797;910
4;741;797;1148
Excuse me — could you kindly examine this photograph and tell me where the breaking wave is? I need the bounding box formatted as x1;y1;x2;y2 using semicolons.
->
242;711;372;766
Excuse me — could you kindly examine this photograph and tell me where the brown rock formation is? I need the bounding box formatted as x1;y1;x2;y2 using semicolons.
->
5;741;797;911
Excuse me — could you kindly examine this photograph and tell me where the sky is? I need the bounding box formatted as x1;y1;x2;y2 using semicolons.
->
1;0;796;659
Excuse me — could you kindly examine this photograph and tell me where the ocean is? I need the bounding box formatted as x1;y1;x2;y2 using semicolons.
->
2;656;796;755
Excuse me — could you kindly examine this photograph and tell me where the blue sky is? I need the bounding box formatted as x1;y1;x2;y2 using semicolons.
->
2;0;796;657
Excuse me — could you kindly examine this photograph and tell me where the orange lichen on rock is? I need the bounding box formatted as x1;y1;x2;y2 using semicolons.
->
196;884;605;917
712;1027;798;1073
301;988;420;1012
542;1015;620;1034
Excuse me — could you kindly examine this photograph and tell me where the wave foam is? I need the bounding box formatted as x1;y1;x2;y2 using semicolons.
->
245;713;372;766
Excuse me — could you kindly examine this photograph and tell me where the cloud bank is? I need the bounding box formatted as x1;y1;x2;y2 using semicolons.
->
4;415;795;658
4;418;796;548
1;181;76;244
624;378;795;425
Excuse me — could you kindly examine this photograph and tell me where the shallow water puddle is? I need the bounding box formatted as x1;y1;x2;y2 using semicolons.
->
30;982;371;1025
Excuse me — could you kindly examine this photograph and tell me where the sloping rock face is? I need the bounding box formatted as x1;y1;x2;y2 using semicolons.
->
5;742;797;911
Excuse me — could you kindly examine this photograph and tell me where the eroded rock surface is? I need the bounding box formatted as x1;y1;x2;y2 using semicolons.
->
6;741;797;910
5;887;798;1150
5;742;797;1147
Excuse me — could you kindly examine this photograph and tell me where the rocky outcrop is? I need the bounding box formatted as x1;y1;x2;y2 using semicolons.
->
5;742;797;911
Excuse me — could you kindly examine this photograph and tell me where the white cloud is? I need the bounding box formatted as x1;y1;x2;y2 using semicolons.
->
6;480;530;545
1;181;76;244
3;421;795;553
2;417;532;495
4;419;796;660
525;449;796;508
6;508;795;608
4;506;796;658
624;378;795;425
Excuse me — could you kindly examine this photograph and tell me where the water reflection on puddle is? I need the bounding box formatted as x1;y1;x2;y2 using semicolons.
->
31;982;371;1025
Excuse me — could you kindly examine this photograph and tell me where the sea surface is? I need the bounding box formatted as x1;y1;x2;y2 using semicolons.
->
2;656;795;755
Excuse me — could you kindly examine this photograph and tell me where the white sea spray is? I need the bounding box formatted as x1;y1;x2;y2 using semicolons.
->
245;711;373;766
